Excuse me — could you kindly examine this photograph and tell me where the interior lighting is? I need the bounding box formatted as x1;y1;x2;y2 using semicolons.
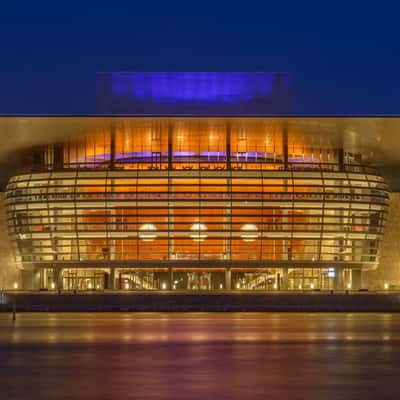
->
190;223;208;242
162;282;167;290
240;224;259;242
50;282;55;290
384;283;389;290
310;283;314;289
328;268;335;278
13;282;18;290
347;283;351;290
139;223;158;242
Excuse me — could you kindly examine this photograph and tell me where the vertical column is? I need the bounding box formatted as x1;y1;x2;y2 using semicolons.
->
282;174;291;264
337;148;344;172
168;120;173;170
110;122;116;169
169;267;173;290
29;269;40;290
226;121;232;265
168;172;174;261
108;170;116;264
281;268;288;290
351;269;362;290
282;122;288;170
283;207;289;263
282;122;290;266
225;268;231;290
54;268;63;290
109;268;115;290
226;120;231;170
226;175;232;262
167;121;174;267
334;267;344;290
54;143;64;169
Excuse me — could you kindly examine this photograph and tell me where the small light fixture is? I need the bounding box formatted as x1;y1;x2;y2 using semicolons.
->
273;283;277;289
139;223;158;242
236;283;240;289
162;282;167;290
190;223;208;242
173;284;176;289
240;224;259;242
125;282;129;290
384;283;389;290
219;283;223;289
310;283;314;289
298;284;302;290
96;284;100;290
50;282;55;290
88;282;92;289
347;283;351;289
13;282;18;290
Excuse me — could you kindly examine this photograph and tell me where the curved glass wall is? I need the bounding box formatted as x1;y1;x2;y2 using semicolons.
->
5;117;389;290
6;169;387;267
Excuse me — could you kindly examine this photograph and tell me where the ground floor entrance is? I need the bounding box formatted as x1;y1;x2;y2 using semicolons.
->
63;269;107;291
29;266;361;291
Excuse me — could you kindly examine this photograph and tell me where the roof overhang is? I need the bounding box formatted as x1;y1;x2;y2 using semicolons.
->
0;116;399;189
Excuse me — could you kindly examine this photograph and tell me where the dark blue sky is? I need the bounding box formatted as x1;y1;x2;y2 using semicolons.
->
1;0;399;115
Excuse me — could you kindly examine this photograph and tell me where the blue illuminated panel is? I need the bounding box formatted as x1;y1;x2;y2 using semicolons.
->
96;72;291;115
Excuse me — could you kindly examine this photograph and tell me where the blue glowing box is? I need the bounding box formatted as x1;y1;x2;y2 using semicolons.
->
96;72;291;115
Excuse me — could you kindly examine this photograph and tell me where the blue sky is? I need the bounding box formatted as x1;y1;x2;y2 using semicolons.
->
1;0;399;114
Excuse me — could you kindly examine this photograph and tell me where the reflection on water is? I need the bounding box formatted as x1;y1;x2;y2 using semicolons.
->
0;313;399;399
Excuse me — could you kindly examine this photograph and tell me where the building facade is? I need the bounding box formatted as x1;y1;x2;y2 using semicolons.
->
4;117;388;291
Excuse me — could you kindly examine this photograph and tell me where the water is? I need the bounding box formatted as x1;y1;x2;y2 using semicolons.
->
0;313;399;399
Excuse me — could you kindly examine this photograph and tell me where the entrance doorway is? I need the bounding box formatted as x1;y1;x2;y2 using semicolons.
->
63;269;106;290
288;268;334;290
172;270;225;290
232;269;281;290
117;270;158;290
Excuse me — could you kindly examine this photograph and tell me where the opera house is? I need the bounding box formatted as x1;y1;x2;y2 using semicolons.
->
0;72;398;291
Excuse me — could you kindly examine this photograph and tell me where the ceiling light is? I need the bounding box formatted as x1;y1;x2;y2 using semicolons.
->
139;223;158;241
240;224;259;242
190;223;208;242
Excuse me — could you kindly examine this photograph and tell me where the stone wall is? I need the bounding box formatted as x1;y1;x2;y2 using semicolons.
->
364;192;400;289
0;193;20;289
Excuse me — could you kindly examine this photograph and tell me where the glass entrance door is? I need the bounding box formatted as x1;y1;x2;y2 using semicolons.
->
62;269;105;290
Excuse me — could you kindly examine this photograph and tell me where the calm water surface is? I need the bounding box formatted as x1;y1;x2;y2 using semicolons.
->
0;312;399;399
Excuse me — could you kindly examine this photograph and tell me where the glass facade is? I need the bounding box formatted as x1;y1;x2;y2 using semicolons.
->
4;118;389;291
